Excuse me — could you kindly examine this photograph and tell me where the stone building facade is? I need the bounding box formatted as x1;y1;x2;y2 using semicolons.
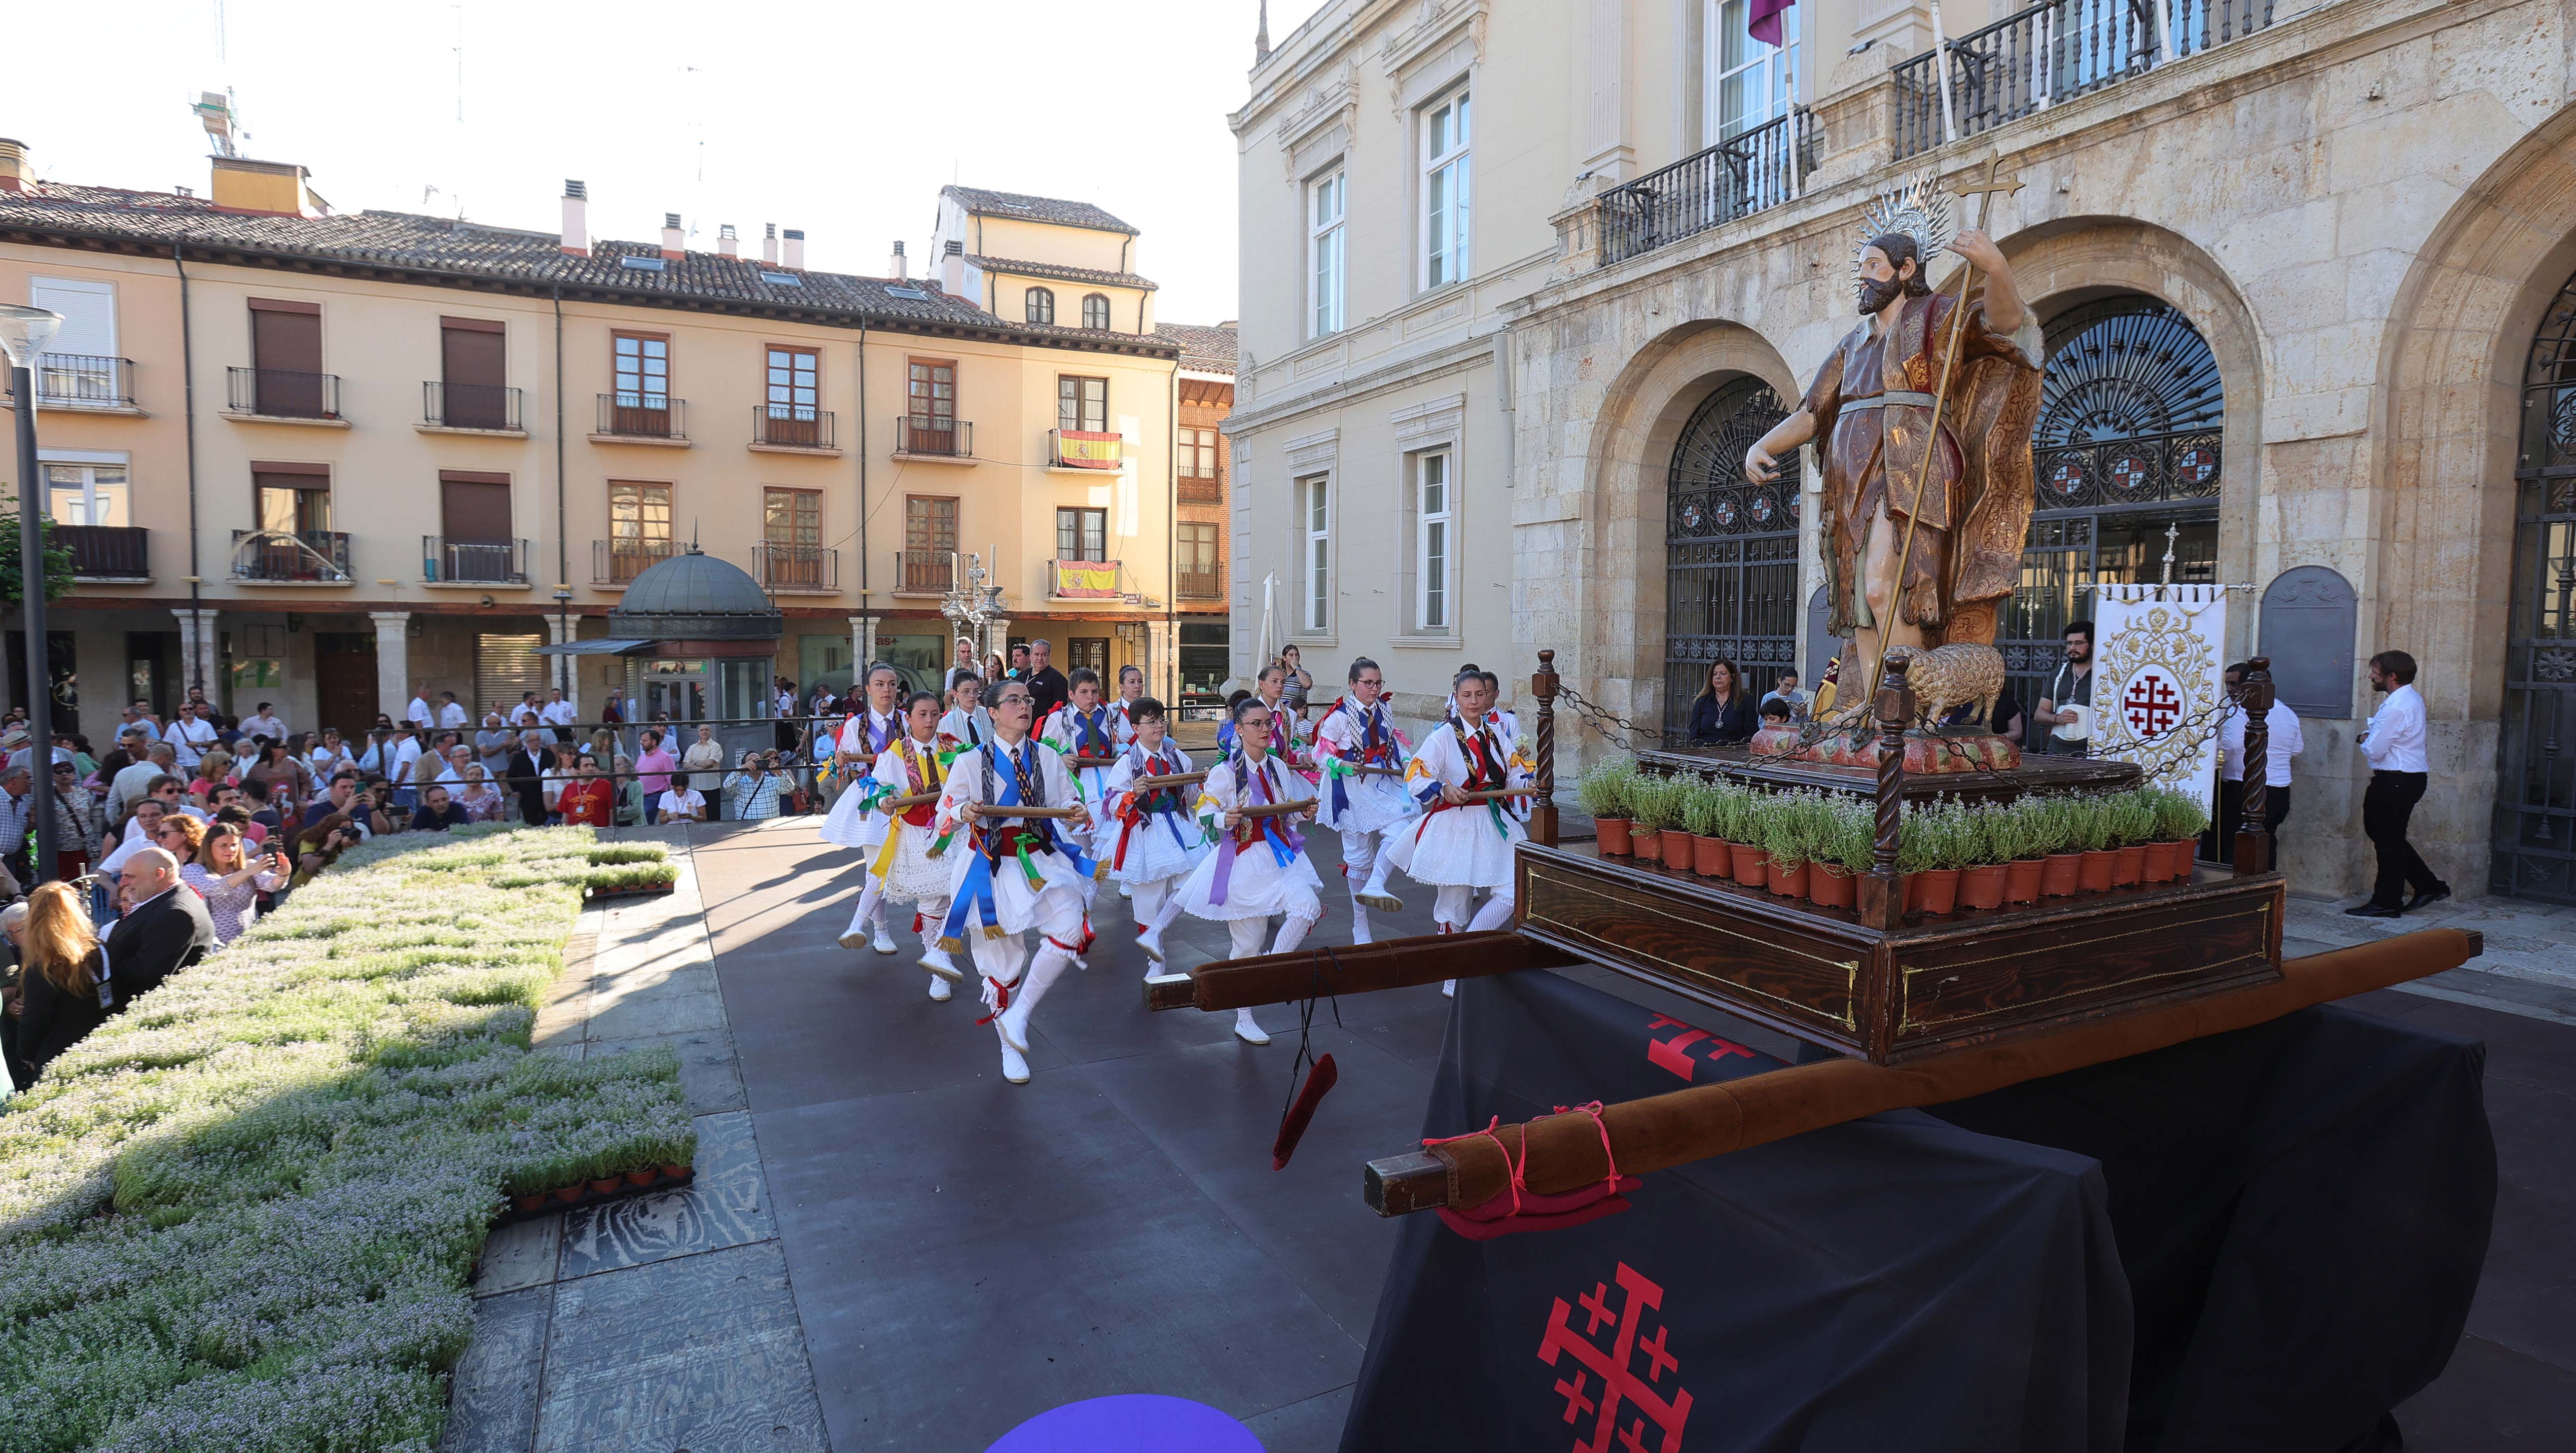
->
1236;0;2576;903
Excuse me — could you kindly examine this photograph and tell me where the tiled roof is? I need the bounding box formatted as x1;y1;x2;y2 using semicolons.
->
964;254;1157;290
941;185;1138;235
1155;322;1238;374
0;181;1177;356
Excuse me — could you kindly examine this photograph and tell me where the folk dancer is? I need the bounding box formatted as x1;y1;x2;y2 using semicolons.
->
1107;664;1148;737
941;675;995;752
820;663;908;954
1218;663;1308;774
838;692;967;997
934;680;1096;1084
1316;657;1416;943
1142;695;1313;1045
1102;698;1210;956
1444;661;1520;746
1384;669;1531;996
1040;666;1127;865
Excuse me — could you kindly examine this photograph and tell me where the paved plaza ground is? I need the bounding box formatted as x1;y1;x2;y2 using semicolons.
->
441;817;2575;1452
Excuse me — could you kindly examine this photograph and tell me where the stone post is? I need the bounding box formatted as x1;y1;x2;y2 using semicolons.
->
545;614;581;715
369;611;411;724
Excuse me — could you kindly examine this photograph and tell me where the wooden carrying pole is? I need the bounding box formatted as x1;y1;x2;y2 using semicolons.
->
1142;930;1586;1012
2233;656;2276;876
1530;649;1561;847
1362;928;2482;1216
1855;651;1913;932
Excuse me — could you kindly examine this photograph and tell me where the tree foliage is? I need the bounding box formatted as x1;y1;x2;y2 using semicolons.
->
0;513;78;606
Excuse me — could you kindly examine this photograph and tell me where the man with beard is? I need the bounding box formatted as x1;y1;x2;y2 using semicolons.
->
1744;186;2042;710
2035;619;2096;757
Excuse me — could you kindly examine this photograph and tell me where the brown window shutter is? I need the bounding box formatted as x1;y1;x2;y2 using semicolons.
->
441;324;506;386
245;297;321;315
251;307;321;373
439;478;514;543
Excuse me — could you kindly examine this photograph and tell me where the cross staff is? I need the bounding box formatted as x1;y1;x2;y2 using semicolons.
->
1864;152;2027;706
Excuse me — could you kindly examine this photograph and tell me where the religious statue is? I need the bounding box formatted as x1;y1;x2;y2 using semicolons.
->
1745;168;2043;724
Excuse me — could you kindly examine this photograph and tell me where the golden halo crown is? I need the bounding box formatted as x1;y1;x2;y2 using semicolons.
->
1852;172;1955;296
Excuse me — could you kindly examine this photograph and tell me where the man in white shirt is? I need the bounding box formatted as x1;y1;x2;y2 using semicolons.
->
436;691;472;731
2214;662;2305;861
509;692;543;729
540;688;579;739
241;702;290;743
1758;669;1812;722
439;743;475;786
406;684;436;729
163;700;220;773
2350;649;2447;917
119;701;163;741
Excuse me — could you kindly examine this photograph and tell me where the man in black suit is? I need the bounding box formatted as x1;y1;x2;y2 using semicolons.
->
506;730;552;827
104;847;217;1003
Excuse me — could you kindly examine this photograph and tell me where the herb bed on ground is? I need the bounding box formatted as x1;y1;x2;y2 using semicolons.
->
0;825;692;1452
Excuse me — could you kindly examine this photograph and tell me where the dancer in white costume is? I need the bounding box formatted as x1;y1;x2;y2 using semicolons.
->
1218;663;1308;774
1100;698;1209;947
1039;666;1127;864
933;680;1096;1085
1315;656;1417;944
941;674;995;751
1384;669;1531;995
837;691;967;997
1141;696;1317;1045
819;663;908;953
1106;663;1148;737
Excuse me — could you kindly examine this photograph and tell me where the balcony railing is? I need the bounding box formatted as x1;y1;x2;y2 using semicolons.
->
58;524;149;579
422;535;528;584
1177;475;1224;505
423;380;523;431
1049;428;1123;470
897;416;974;458
753;543;838;591
227;367;341;420
594;537;677;584
753;404;836;449
1177;570;1223;600
1598;109;1816;267
1048;557;1126;600
595;392;686;440
4;353;136;408
230;528;351;583
895;549;955;594
1892;0;2278;159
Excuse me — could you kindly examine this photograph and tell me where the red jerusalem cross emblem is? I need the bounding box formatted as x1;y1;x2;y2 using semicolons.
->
1537;1261;1694;1452
2122;666;2185;739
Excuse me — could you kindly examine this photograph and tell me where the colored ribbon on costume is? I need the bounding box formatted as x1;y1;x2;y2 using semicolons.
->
1205;758;1305;906
936;739;1094;951
1320;701;1403;818
1410;722;1516;842
869;739;946;883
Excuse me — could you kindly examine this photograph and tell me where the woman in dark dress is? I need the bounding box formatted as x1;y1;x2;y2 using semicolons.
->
1688;659;1757;745
12;881;112;1078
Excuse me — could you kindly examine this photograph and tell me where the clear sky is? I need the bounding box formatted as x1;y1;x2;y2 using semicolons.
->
8;0;1333;325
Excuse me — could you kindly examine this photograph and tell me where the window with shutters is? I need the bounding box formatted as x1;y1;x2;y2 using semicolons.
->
438;317;509;429
905;358;958;455
247;300;328;417
1176;521;1222;599
473;633;549;719
762;345;821;444
1177;427;1221;481
1056;507;1108;563
436;470;517;582
1057;375;1107;433
903;494;958;592
1025;288;1056;325
606;481;672;583
763;487;824;587
1081;293;1111;330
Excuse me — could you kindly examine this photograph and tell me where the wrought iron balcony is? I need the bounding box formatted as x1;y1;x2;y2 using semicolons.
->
1177;475;1224;505
752;404;836;449
230;528;352;583
1598;110;1815;268
1891;0;2279;160
894;549;955;594
422;536;529;584
594;392;686;440
226;367;341;420
423;380;523;431
3;353;136;409
897;416;974;458
593;537;677;584
1177;570;1223;600
753;543;838;592
58;524;149;580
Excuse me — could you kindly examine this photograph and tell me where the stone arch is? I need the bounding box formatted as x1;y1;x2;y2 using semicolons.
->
1575;320;1801;737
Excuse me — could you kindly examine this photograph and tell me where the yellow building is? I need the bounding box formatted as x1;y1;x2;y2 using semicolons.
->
0;137;1229;737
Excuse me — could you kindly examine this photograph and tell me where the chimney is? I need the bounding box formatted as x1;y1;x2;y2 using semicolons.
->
719;223;739;258
0;138;29;194
941;238;965;298
560;179;589;256
889;240;907;280
661;212;685;261
762;223;778;266
210;154;313;216
782;229;806;270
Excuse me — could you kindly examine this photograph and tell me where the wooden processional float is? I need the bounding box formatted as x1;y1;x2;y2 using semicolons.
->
1139;649;2484;1220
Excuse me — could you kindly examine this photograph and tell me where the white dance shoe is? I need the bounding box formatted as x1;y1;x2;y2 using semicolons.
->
1234;1009;1270;1045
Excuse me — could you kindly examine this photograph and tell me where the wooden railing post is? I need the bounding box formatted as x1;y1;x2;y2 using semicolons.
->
1855;652;1913;931
2233;655;2274;876
1530;649;1561;847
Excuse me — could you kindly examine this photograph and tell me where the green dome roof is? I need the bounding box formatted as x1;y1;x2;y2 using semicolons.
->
606;545;782;642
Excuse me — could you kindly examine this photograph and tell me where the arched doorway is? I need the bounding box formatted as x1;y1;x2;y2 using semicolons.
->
2001;295;2225;709
1663;375;1798;734
2494;267;2576;901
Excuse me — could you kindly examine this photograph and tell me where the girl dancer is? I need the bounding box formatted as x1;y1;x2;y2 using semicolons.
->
1142;695;1316;1046
1041;666;1127;864
1381;668;1530;993
1312;656;1415;943
821;663;908;953
941;674;995;751
838;691;964;997
1100;698;1208;956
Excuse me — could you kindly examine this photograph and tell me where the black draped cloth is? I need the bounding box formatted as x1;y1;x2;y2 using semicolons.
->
1340;970;2491;1453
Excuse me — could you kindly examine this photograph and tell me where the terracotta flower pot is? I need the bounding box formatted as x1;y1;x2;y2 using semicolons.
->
661;1163;692;1181
1662;829;1696;866
1914;867;1962;915
1631;828;1663;864
624;1167;658;1187
2167;838;2200;881
2005;858;2045;905
550;1184;584;1205
1960;863;2009;911
513;1192;548;1213
2078;849;2117;893
2112;845;2146;886
1595;818;1633;856
1728;842;1768;889
589;1176;624;1196
2042;853;2084;897
2141;840;2179;882
1767;857;1808;897
1691;834;1730;877
1807;865;1856;908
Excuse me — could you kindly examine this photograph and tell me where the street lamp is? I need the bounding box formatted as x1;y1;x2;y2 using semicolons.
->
0;303;64;886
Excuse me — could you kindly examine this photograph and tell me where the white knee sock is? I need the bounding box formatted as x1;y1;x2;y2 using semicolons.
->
843;878;884;942
1348;891;1374;945
1131;876;1170;930
1271;913;1317;955
1227;916;1269;959
1466;889;1516;934
917;899;949;953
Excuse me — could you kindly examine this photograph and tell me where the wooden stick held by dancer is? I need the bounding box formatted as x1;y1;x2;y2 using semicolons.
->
963;802;1086;821
1125;771;1210;791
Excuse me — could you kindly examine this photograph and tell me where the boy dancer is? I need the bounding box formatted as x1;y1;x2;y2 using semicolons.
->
839;690;965;997
1384;669;1530;993
941;675;994;751
934;680;1095;1084
1142;696;1314;1045
1314;657;1415;943
1102;698;1209;956
820;663;908;953
1041;666;1126;864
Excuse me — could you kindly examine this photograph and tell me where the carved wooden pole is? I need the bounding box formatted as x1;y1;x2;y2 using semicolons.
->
1530;649;1561;848
1855;652;1913;931
2233;655;2275;876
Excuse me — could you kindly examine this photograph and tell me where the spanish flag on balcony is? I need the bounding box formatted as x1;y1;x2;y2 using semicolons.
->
1055;430;1122;470
1052;559;1123;599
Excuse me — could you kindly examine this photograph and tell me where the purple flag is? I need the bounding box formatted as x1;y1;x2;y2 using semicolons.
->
1748;0;1794;48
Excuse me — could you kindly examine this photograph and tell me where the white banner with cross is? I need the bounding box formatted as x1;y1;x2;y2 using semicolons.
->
2090;583;2228;812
